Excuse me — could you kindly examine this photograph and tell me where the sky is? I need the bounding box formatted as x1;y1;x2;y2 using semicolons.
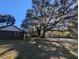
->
0;0;32;27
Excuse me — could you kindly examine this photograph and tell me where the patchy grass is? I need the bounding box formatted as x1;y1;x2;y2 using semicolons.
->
0;39;78;59
45;31;78;39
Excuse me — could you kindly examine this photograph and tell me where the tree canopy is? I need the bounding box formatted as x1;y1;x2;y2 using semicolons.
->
0;15;15;26
21;0;78;38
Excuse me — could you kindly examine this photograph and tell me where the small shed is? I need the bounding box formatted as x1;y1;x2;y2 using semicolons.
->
0;25;25;39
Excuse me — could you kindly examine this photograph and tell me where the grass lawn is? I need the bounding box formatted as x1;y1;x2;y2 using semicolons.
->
0;39;78;59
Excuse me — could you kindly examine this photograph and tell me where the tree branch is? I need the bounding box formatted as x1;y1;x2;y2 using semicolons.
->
45;10;77;31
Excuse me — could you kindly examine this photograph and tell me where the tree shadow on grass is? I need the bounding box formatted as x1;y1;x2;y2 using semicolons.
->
16;39;77;59
59;43;78;59
14;39;60;59
0;39;77;59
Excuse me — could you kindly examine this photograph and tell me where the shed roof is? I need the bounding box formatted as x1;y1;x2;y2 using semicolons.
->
0;25;24;32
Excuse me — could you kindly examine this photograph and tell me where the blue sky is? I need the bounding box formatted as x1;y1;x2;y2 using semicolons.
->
0;0;32;27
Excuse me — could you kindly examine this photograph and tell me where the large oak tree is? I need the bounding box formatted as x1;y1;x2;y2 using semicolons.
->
21;0;78;38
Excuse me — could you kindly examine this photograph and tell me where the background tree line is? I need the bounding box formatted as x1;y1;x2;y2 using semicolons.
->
0;15;15;27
